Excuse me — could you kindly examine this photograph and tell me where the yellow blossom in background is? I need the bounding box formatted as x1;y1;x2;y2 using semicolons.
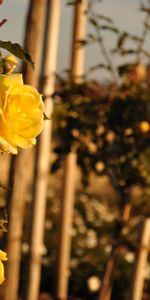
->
0;250;7;285
139;121;150;133
0;74;45;154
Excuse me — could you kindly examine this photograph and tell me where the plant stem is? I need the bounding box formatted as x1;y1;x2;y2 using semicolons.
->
90;6;118;82
136;11;150;63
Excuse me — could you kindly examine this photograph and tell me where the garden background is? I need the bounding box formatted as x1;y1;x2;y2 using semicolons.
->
0;1;149;300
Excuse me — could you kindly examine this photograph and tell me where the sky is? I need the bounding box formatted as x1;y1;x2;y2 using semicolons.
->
0;0;147;81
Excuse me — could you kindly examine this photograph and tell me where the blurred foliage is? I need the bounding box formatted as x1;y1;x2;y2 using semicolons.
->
52;79;150;195
41;181;150;300
20;1;150;299
46;1;150;299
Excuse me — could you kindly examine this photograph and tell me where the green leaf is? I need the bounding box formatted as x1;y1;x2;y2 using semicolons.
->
129;34;143;42
101;25;119;34
87;33;96;40
66;0;82;5
89;18;99;28
66;1;76;4
97;14;113;23
87;63;110;73
117;32;128;49
0;41;34;68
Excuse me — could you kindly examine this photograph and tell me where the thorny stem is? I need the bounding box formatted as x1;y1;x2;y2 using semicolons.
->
98;150;132;300
99;201;132;300
136;5;150;63
89;4;118;83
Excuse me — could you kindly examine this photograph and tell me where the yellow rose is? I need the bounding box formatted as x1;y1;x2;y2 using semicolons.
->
0;74;45;154
0;250;7;285
4;54;17;74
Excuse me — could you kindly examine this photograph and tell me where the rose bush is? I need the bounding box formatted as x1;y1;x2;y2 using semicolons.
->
0;73;45;154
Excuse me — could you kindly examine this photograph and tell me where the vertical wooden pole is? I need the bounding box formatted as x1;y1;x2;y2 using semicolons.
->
23;0;46;86
2;153;32;300
129;218;150;300
55;152;77;300
26;1;60;300
1;2;46;300
71;0;87;82
55;1;88;299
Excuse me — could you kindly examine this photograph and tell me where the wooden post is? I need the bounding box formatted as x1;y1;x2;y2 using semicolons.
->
26;1;60;300
56;152;77;300
129;218;150;300
55;1;88;299
71;0;88;83
1;2;46;300
1;153;33;300
23;0;46;86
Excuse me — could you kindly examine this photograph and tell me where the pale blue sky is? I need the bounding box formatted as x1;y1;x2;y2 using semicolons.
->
0;0;148;81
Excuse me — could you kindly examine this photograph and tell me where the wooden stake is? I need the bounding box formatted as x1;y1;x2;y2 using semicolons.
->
1;2;46;300
56;153;77;300
23;0;46;86
55;1;88;299
1;154;33;300
129;218;150;300
71;0;88;83
26;1;60;300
